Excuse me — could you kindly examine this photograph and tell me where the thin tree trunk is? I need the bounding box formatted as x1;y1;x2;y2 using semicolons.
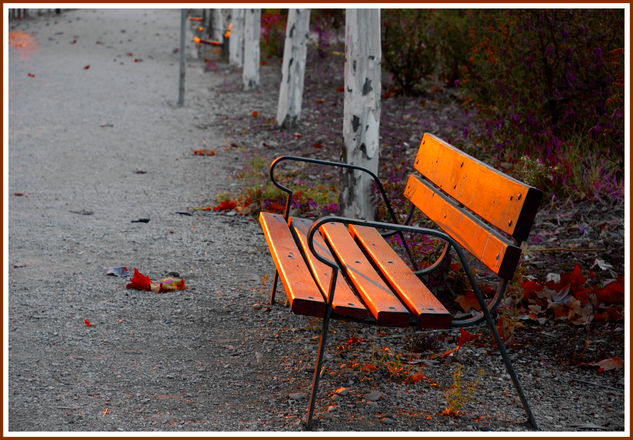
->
340;9;381;220
276;9;311;129
229;9;244;67
211;9;224;44
243;9;261;91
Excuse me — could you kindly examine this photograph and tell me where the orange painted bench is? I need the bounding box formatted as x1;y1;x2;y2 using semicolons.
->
259;133;542;430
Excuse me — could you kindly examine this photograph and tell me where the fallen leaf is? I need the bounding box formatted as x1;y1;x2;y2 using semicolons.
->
193;148;216;156
104;266;129;277
84;65;90;70
595;357;623;373
213;200;236;212
27;73;35;77
126;268;152;291
596;277;624;304
151;277;186;293
251;111;258;117
455;290;480;312
84;319;93;327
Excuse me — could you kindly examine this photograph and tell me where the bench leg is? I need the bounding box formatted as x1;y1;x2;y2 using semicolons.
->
269;271;279;305
306;306;333;430
480;298;539;430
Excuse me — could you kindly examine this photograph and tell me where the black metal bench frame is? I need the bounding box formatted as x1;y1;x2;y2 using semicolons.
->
260;133;542;430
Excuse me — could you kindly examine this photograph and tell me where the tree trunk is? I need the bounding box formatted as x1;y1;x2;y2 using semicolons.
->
276;9;311;129
211;9;225;44
243;9;261;91
340;9;381;220
229;9;245;67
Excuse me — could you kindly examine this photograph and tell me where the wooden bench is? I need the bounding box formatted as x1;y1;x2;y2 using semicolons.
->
259;133;542;430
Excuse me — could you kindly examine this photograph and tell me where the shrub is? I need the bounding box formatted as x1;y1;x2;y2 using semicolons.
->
381;9;439;95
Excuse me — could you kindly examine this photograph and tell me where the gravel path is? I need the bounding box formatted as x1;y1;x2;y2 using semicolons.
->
7;8;625;434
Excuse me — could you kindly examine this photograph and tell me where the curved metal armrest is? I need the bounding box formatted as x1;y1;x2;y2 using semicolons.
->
269;156;399;225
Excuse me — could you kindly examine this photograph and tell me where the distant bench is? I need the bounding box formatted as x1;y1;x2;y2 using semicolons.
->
259;133;542;430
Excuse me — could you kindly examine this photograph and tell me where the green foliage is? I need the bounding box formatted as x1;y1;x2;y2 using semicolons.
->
220;153;339;217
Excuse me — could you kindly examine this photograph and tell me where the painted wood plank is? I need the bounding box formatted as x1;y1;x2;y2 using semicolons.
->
291;217;369;320
349;224;452;329
414;133;542;241
404;175;522;280
319;222;411;327
258;212;325;317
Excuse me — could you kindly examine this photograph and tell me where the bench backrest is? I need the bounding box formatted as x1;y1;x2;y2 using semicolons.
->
404;133;542;280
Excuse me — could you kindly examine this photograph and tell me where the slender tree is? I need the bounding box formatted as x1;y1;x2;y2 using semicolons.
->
229;9;245;67
243;9;261;90
276;9;311;128
340;9;382;219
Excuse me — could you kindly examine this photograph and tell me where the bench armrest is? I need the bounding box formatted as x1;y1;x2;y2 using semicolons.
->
306;215;505;328
269;156;400;225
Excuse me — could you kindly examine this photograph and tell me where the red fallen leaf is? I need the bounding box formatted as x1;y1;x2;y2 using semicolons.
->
314;98;324;104
293;133;302;139
96;41;102;44
455;290;480;312
71;39;76;44
407;373;426;384
84;65;90;70
590;356;624;373
193;148;216;156
313;143;325;148
440;328;480;358
596;276;624;304
260;60;267;66
251;111;258;117
126;268;152;291
457;328;480;346
336;87;344;92
84;319;93;327
213;200;237;212
13;192;24;196
134;59;139;63
127;52;133;56
27;73;35;78
521;279;544;301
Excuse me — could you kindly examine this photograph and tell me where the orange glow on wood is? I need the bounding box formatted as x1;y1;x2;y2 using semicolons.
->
320;222;411;327
259;212;326;317
349;224;452;329
291;217;368;320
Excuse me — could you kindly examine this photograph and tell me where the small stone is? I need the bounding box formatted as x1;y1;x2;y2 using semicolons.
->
335;387;349;396
380;417;394;424
366;391;382;401
289;392;307;401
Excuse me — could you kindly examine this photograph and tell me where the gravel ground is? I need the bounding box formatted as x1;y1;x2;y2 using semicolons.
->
7;8;626;434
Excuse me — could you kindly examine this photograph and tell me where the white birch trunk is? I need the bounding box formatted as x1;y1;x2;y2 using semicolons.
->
211;9;224;44
276;9;311;128
243;9;261;91
340;9;381;220
229;9;244;67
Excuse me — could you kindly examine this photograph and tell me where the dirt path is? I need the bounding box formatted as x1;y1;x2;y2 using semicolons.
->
7;8;625;434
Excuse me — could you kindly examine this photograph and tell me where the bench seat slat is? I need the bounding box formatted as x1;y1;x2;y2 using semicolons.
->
404;174;522;279
258;212;325;317
291;217;369;320
319;222;411;327
349;224;452;329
